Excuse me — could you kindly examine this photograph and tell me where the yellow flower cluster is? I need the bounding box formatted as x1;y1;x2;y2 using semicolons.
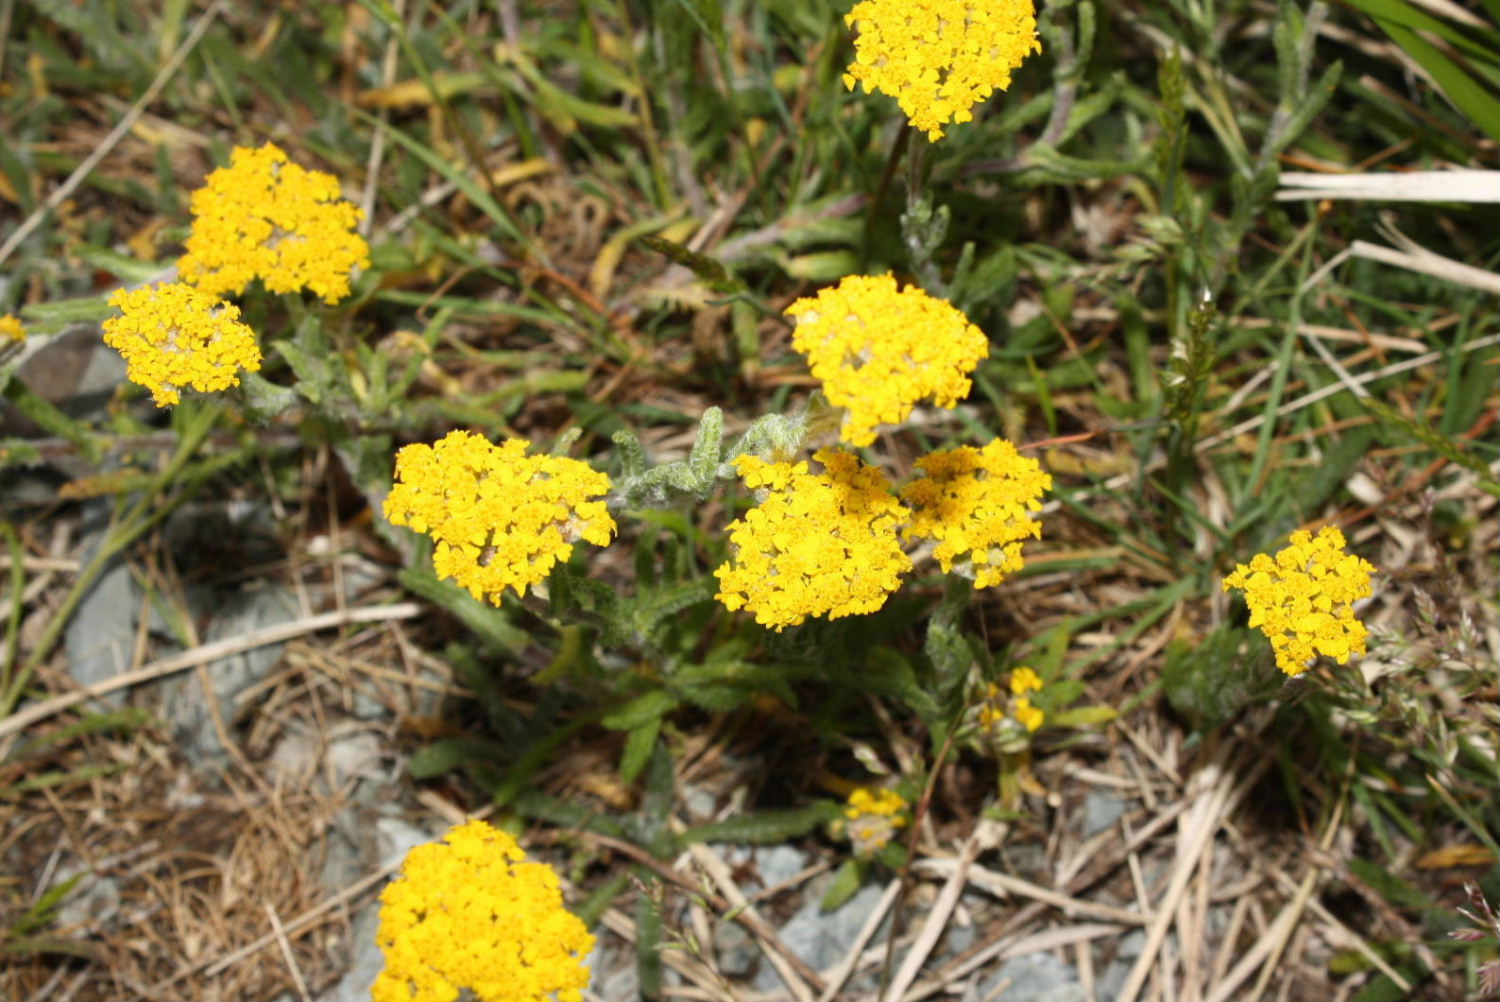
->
0;314;24;342
101;283;262;407
373;819;594;1002
384;431;616;606
843;0;1042;141
1223;527;1376;676
978;666;1045;734
901;439;1051;587
786;274;990;447
714;449;911;630
843;787;908;856
178;142;370;304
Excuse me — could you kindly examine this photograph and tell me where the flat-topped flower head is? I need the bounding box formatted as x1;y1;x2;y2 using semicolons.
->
843;787;909;857
901;439;1050;588
843;0;1041;141
384;431;616;606
786;274;989;447
715;449;911;630
373;819;594;1002
1223;526;1376;676
101;283;262;407
179;142;370;304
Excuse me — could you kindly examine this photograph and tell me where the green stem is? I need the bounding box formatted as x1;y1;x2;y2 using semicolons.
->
860;123;912;271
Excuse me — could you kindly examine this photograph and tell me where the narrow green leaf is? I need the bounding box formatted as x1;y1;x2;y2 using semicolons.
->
619;715;661;786
679;803;839;845
602;690;681;731
820;858;866;912
348;109;535;250
1374;18;1500;141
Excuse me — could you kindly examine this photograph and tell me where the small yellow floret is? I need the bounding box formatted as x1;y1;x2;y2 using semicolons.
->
843;787;908;857
0;314;24;342
786;274;989;447
901;439;1050;588
1012;696;1044;733
1009;666;1042;695
101;283;262;407
1223;526;1376;676
384;431;616;606
714;449;911;630
843;0;1042;141
372;819;594;1002
179;142;370;304
978;668;1046;734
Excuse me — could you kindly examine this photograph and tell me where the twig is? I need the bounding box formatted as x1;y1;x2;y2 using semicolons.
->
818;879;902;1002
0;603;421;744
264;903;311;1002
883;838;980;1002
1302;240;1500;295
1277;169;1500;203
678;830;823;999
915;859;1149;927
357;0;406;236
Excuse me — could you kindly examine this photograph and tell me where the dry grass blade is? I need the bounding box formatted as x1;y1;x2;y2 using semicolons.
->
1277;169;1500;202
881;837;980;1002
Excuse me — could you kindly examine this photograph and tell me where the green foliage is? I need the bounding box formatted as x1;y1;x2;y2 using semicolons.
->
1;870;93;960
820;858;866;912
1162;625;1284;730
680;803;839;846
1340;0;1500;141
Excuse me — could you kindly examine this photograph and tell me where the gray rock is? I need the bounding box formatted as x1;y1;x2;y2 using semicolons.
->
63;562;138;708
971;951;1087;1002
754;881;888;994
1117;927;1148;959
319;900;384;1002
714;919;758;978
683;788;716;821
1082;792;1129;839
1097;929;1153;1002
589;939;635;1002
157;583;300;760
755;844;808;891
52;865;121;935
317;816;437;1002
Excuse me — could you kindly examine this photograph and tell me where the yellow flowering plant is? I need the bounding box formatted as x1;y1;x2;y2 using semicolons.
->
178;142;370;304
101;283;263;407
978;665;1046;738
373;819;594;1002
714;448;911;631
7;3;1482;996
840;786;909;858
901;439;1052;588
1223;526;1376;677
785;273;990;448
384;430;617;607
844;0;1042;142
0;314;25;368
